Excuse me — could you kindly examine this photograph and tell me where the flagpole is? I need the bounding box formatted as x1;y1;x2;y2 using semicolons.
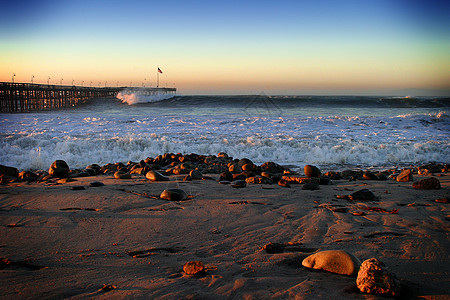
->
157;66;159;88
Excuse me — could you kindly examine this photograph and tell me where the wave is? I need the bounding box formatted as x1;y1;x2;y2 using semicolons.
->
117;88;176;105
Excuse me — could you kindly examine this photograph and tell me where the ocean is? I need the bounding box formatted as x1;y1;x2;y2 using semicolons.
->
1;91;449;172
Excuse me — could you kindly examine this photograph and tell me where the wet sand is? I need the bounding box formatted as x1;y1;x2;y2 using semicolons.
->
0;173;449;299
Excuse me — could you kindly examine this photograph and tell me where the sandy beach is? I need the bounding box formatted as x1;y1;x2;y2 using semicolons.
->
1;166;449;299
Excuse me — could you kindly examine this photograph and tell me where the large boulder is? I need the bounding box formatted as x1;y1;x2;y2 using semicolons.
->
49;160;70;178
0;165;19;178
356;258;401;296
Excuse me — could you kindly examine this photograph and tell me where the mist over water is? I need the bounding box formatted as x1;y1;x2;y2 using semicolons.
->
0;94;449;171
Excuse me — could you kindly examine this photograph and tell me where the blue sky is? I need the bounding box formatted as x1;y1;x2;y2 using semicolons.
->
1;0;449;95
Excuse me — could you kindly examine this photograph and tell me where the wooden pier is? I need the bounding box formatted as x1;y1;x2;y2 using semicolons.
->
0;82;176;113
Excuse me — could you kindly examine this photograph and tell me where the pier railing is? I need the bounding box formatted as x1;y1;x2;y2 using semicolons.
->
0;82;176;112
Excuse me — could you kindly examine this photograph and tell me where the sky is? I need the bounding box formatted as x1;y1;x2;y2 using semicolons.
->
1;0;449;95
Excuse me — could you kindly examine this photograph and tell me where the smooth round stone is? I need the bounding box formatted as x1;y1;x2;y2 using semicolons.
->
89;181;104;187
146;170;170;181
302;250;361;276
304;165;321;178
49;160;70;178
114;171;131;179
160;189;188;201
278;179;290;188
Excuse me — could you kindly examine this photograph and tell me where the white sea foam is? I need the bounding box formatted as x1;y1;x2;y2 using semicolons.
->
117;88;175;105
1;108;448;171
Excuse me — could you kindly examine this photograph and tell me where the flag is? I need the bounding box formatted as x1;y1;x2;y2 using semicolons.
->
158;67;163;74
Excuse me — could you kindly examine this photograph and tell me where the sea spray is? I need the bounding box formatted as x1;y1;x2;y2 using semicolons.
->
117;88;175;105
0;96;448;171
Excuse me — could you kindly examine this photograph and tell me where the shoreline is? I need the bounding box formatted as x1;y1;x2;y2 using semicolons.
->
1;155;449;299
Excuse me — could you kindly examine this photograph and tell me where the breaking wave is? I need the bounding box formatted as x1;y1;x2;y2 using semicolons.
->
117;88;176;105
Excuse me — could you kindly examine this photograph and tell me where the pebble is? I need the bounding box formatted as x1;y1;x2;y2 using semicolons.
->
363;172;378;180
356;258;401;296
182;261;205;275
49;160;70;178
114;171;131;179
160;189;188;201
89;181;104;187
72;186;85;190
278;179;290;188
302;250;361;276
412;177;441;189
396;169;413;182
146;170;170;181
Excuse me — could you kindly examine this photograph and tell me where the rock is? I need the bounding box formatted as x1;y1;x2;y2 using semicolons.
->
356;258;401;296
232;173;247;181
130;167;144;174
189;169;203;180
324;171;341;180
396;169;413;182
114;171;131;179
435;197;448;203
349;189;376;201
363;172;378;180
0;165;19;178
302;183;320;190
231;180;247;188
228;164;242;174
219;171;233;182
183;261;205;275
282;175;320;184
72;186;85;190
319;178;332;185
261;162;285;174
18;171;38;181
57;178;77;184
146;170;170;181
412;177;441;190
246;176;272;184
302;250;361;276
89;181;104;187
241;163;255;171
49;160;70;177
217;152;228;159
263;242;285;254
160;189;188;201
238;158;253;169
304;165;321;177
278;179;290;188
